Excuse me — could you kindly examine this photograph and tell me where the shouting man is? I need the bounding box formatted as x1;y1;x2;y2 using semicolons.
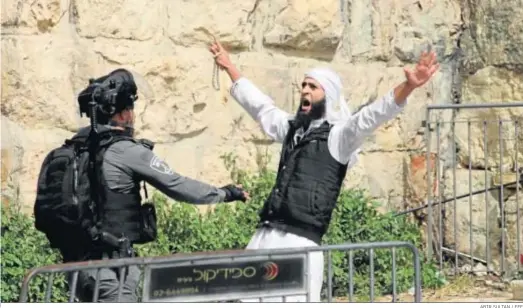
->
209;41;439;302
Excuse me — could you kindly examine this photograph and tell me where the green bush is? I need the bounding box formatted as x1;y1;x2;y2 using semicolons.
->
1;206;68;302
1;153;445;302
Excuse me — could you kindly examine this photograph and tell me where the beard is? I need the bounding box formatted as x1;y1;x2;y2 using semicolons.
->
295;97;326;131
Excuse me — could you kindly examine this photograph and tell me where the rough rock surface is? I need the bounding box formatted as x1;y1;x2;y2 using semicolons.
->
1;0;522;273
423;0;523;276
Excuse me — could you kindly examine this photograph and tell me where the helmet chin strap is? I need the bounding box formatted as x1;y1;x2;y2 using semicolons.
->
123;124;135;137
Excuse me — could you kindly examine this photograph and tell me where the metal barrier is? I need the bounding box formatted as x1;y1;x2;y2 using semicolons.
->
424;103;523;276
19;241;421;303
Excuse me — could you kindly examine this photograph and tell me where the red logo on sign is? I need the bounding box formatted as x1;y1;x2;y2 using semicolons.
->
263;262;279;280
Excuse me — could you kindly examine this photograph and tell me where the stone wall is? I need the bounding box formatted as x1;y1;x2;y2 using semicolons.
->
1;0;522;273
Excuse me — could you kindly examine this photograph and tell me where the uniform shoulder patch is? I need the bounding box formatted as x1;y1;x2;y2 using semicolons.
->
149;155;174;175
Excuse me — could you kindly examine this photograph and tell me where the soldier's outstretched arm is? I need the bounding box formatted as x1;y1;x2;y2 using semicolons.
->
112;141;247;204
209;39;291;143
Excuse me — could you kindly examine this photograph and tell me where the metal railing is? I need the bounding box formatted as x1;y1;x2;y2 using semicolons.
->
19;241;421;303
423;102;523;277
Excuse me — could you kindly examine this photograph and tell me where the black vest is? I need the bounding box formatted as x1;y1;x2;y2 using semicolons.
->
259;121;349;244
94;132;149;245
99;178;143;243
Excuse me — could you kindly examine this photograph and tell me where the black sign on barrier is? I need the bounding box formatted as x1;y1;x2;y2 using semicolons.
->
142;254;306;302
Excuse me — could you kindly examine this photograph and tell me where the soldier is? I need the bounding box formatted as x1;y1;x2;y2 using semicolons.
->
34;68;249;302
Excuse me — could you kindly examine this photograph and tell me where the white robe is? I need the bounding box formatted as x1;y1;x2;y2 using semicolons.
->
229;76;406;302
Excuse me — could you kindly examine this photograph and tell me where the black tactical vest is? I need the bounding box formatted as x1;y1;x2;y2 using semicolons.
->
259;120;349;244
95;133;149;245
98;181;143;243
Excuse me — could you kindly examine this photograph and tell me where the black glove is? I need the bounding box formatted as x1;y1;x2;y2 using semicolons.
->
221;184;247;202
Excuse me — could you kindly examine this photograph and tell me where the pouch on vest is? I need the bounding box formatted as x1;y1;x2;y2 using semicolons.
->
136;202;157;244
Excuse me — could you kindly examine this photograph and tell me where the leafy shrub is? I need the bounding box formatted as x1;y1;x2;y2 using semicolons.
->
1;206;68;302
1;153;445;302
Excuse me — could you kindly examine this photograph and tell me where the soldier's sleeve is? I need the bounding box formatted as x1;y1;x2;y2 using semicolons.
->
123;142;226;204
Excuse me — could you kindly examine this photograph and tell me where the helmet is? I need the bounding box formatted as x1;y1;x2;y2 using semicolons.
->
77;68;138;124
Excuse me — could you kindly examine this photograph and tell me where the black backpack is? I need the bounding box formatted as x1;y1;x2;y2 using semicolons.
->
33;130;130;257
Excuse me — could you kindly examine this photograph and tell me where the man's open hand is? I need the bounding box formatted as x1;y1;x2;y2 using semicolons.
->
404;50;440;88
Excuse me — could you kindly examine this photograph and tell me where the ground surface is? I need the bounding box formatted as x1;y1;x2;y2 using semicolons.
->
335;275;520;303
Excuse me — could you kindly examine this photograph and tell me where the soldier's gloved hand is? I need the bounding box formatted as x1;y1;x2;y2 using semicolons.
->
221;184;249;202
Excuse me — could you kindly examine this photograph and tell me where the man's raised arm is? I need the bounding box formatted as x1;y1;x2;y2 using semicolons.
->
329;51;440;165
209;40;291;143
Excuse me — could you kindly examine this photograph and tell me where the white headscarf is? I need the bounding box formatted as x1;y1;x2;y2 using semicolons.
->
304;67;352;124
303;67;361;168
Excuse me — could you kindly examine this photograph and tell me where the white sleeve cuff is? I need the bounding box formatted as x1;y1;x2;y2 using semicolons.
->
229;77;248;97
386;89;407;115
